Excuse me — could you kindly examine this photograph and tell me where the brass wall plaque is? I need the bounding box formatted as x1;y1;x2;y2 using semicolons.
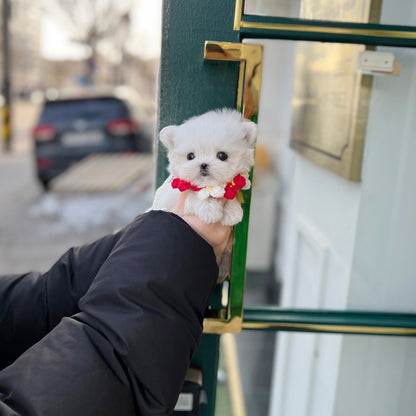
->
290;41;372;181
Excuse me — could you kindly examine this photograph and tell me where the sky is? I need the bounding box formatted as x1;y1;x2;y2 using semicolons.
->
41;0;163;61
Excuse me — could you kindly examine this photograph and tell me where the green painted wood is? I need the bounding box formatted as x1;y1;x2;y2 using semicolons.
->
158;2;240;415
239;15;416;47
190;335;220;414
229;184;253;320
157;1;241;187
243;307;416;336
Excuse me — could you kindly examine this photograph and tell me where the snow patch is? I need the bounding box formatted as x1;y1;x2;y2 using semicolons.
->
29;185;153;233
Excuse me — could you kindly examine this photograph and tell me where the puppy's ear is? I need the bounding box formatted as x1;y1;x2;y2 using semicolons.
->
159;125;177;149
242;120;258;147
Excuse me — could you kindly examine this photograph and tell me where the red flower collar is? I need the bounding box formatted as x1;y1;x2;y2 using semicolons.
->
224;174;247;199
171;178;202;192
171;174;248;200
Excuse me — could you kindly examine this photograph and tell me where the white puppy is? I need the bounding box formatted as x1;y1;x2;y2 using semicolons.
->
152;109;257;225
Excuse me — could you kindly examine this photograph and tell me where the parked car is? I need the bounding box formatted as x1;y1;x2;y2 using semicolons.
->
32;91;152;189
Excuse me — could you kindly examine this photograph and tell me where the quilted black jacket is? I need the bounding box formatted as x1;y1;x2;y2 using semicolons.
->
0;211;218;415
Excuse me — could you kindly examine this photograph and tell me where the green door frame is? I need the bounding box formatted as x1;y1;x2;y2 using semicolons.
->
157;1;416;415
157;3;240;415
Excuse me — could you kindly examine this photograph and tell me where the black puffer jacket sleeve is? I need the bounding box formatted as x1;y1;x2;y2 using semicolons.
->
0;211;219;416
0;227;124;370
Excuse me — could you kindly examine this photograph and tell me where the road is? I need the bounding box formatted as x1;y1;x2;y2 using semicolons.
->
0;101;153;274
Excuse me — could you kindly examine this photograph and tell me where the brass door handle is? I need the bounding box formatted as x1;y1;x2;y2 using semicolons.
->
204;41;263;122
203;41;263;333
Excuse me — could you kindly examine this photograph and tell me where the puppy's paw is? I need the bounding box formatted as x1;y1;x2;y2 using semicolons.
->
186;196;224;224
221;201;243;226
196;204;224;224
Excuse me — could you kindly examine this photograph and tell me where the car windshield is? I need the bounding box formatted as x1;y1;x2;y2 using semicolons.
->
39;97;129;124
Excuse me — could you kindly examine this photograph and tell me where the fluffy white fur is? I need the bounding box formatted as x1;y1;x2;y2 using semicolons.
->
152;109;257;225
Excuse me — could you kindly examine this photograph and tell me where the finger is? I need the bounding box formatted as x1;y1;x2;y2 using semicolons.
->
182;214;232;254
172;192;188;216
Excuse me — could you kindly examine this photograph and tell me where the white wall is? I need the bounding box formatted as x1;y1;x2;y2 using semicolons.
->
246;38;362;416
268;105;362;416
333;44;416;416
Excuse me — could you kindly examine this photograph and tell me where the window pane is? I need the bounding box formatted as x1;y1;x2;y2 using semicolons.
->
244;0;416;26
245;37;416;311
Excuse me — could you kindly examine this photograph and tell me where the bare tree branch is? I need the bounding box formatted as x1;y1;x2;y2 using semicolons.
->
42;0;135;83
44;0;134;52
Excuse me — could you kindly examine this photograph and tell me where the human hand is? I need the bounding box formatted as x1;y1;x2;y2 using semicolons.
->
172;192;232;262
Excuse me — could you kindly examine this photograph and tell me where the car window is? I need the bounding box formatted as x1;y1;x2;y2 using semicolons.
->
39;98;129;124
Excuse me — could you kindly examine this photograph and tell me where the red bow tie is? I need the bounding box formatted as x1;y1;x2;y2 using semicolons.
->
171;174;247;200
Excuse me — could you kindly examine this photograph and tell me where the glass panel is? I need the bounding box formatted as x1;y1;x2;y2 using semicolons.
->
244;35;416;415
216;331;275;415
244;0;416;26
244;0;302;19
245;39;416;312
268;332;416;415
218;329;416;415
245;37;416;309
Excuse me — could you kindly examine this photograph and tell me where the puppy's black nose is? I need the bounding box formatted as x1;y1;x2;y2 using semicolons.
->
200;163;209;176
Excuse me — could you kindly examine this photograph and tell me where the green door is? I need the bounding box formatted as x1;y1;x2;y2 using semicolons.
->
157;1;416;415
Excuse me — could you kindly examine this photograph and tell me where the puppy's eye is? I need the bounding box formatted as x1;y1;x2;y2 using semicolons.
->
187;153;195;160
217;152;228;161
